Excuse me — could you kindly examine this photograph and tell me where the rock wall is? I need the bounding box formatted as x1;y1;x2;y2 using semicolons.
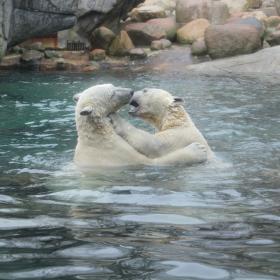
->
0;0;143;59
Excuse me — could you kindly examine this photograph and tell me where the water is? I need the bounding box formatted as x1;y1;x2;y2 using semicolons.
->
0;69;279;280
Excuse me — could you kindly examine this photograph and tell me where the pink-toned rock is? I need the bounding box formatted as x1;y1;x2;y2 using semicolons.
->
125;22;166;45
205;23;262;59
177;19;210;44
146;17;177;41
176;0;209;24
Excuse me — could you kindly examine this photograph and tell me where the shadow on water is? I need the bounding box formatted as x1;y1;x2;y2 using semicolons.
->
0;70;279;279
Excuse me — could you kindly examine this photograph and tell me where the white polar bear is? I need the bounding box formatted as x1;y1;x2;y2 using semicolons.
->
111;88;213;160
73;84;208;169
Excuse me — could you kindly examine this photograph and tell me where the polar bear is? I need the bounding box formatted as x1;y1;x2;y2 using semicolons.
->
73;84;208;169
111;88;213;160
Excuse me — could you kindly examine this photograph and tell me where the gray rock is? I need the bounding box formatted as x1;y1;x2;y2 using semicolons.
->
129;48;147;60
21;50;44;62
205;23;262;59
186;46;280;76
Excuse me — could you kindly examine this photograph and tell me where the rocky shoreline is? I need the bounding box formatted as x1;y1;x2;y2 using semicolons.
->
1;0;280;73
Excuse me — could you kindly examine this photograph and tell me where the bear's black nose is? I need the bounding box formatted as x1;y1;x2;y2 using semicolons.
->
130;90;134;96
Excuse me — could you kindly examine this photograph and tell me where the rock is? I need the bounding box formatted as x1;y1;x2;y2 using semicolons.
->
129;5;166;21
108;31;134;56
146;17;177;41
136;0;176;16
23;41;45;51
230;17;265;36
205;24;262;59
191;38;208;56
60;50;88;61
0;54;21;69
186;45;280;77
246;0;262;9
262;0;275;7
21;49;44;62
40;58;58;71
90;26;115;50
44;50;60;59
89;49;106;61
129;48;147;59
220;0;247;13
275;0;280;15
125;22;166;46
177;19;210;44
82;62;100;72
262;40;271;48
229;11;268;22
176;0;210;24
266;16;280;28
261;7;278;16
151;39;172;50
210;1;230;24
266;30;280;45
161;38;172;48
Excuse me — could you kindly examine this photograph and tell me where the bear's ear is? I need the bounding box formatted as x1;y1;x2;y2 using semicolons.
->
173;97;184;104
80;105;93;116
73;93;82;102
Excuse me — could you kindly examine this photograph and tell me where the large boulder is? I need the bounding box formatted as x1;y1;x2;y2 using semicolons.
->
176;0;210;24
90;26;115;50
108;31;134;56
146;17;177;41
205;23;262;59
177;19;210;44
125;22;166;45
186;46;280;77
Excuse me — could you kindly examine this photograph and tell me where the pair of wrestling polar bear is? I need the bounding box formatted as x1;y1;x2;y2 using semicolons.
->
74;84;213;169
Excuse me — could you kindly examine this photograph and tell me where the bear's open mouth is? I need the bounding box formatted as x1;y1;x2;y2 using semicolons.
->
129;100;139;115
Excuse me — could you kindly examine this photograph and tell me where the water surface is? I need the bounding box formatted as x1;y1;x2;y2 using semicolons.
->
0;70;279;280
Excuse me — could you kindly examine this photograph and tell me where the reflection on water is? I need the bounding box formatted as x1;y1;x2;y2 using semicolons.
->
0;70;279;279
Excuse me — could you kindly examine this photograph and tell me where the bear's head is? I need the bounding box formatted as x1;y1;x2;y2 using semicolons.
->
74;84;133;132
129;88;184;130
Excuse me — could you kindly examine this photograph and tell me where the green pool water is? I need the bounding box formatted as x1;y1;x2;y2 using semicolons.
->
0;70;279;280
